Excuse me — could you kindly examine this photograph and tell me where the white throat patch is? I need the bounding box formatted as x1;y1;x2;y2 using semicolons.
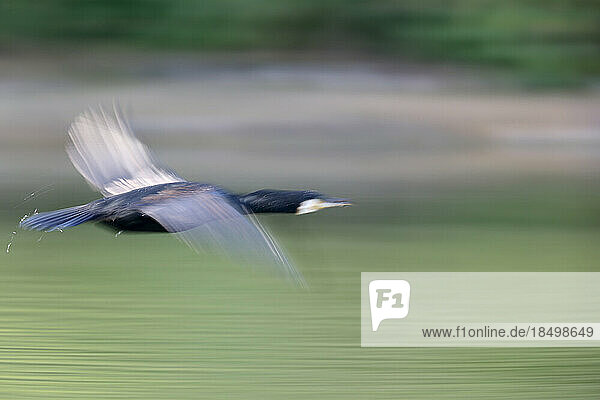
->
296;199;323;215
296;199;349;215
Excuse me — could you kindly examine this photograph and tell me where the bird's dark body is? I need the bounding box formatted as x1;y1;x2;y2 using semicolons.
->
84;182;230;232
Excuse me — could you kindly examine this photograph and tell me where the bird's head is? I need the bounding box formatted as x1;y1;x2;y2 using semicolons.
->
238;189;352;215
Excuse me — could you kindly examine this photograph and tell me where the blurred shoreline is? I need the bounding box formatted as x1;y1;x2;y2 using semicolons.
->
1;51;598;185
2;47;600;92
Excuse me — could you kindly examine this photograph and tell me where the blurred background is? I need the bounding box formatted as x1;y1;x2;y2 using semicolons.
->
1;1;599;399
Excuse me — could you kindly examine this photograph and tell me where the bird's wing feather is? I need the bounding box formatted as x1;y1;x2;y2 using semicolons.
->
66;105;184;197
139;189;307;288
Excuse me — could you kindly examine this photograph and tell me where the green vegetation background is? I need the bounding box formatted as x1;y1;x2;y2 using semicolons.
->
2;0;599;86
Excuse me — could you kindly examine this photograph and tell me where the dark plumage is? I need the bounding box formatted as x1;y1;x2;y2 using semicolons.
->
19;106;351;287
22;183;349;233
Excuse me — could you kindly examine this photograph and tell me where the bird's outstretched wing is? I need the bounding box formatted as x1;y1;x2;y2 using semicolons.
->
139;188;307;288
66;106;184;197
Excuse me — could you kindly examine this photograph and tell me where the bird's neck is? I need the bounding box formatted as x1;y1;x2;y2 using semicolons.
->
237;190;305;214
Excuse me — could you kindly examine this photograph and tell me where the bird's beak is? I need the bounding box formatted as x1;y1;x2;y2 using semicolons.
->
296;198;352;215
322;198;353;208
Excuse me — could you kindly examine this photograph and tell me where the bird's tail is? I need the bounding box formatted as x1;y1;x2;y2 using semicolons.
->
20;205;96;232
